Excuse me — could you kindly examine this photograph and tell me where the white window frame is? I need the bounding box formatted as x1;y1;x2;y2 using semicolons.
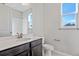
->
61;3;78;29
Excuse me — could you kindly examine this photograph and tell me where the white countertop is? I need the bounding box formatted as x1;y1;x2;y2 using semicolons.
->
0;35;44;51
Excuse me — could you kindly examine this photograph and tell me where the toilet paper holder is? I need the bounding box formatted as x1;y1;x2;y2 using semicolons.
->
54;39;60;41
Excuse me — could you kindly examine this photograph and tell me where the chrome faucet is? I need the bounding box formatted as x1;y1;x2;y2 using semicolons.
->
20;33;23;38
16;33;23;38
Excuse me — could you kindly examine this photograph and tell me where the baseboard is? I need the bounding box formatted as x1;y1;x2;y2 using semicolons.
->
54;50;71;56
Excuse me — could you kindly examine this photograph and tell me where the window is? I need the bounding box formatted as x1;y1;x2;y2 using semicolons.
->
28;13;32;33
61;3;78;28
28;13;32;29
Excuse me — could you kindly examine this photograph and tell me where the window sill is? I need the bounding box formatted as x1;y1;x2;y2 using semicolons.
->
59;28;79;30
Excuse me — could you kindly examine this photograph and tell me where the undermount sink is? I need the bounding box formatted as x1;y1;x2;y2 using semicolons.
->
3;38;32;43
0;37;33;44
18;38;31;40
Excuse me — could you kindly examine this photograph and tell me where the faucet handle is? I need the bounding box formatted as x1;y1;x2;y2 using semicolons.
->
16;32;19;35
20;33;23;38
16;32;20;38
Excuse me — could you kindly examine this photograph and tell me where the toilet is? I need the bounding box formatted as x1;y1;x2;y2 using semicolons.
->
43;44;54;56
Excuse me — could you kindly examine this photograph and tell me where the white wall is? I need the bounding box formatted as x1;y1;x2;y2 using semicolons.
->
32;3;45;36
32;3;79;55
43;3;70;55
0;4;11;37
0;4;23;36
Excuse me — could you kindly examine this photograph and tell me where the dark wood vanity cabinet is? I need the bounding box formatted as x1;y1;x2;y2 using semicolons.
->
0;38;42;56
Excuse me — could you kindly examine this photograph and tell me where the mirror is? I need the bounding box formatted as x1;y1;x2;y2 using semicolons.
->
0;3;32;37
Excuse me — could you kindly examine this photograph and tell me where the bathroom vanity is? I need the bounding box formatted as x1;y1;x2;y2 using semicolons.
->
0;37;43;56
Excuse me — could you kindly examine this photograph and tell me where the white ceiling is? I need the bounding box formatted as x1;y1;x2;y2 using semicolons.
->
5;3;31;12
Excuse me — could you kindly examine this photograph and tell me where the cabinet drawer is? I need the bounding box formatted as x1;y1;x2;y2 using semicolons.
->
31;38;42;47
0;43;29;56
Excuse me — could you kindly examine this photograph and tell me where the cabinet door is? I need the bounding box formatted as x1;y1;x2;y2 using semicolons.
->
32;44;42;56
